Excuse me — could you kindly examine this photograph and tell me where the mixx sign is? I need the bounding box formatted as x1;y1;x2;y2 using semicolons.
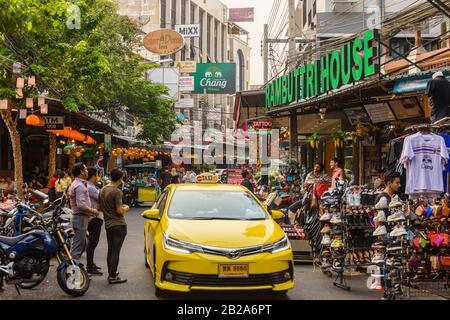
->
265;29;379;109
175;24;200;38
193;63;236;94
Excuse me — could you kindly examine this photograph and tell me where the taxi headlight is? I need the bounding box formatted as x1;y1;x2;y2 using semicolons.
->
163;234;204;254
264;235;291;254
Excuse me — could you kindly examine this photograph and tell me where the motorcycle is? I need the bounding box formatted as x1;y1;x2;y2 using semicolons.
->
0;197;90;297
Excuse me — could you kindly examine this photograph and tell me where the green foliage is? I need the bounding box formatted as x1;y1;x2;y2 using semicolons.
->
0;0;176;144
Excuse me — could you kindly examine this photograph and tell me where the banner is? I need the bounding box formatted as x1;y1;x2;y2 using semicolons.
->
229;8;254;22
175;61;197;73
179;76;195;92
43;116;64;130
193;63;236;94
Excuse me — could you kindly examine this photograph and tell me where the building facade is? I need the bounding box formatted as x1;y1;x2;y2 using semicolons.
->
115;0;251;137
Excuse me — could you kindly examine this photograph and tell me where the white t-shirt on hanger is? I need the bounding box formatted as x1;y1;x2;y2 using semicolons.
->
400;132;449;195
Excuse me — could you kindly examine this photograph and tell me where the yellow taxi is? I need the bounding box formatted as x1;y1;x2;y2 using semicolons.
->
142;173;294;296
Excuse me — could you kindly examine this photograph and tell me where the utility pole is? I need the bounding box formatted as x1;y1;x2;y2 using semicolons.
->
263;24;269;85
288;0;297;70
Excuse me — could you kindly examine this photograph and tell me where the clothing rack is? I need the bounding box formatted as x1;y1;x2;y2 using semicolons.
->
404;118;450;133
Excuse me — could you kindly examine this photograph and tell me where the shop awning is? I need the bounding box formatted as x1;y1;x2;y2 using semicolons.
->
234;89;266;129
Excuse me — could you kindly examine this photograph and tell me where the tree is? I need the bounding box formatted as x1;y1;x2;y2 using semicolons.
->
0;0;176;197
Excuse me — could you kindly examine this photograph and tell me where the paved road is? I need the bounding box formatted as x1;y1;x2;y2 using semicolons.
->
0;209;404;300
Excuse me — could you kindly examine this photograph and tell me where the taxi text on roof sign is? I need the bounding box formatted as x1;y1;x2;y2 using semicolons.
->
196;173;220;184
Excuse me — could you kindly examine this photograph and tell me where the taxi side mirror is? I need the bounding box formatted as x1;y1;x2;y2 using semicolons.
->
142;209;160;221
271;210;285;221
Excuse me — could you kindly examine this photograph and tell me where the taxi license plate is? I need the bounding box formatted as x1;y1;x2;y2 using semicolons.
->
218;264;249;278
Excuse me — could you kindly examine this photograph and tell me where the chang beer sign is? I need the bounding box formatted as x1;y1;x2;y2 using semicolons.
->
193;63;236;94
266;29;380;109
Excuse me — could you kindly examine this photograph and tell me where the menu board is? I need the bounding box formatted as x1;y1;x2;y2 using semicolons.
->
388;98;424;120
364;103;396;123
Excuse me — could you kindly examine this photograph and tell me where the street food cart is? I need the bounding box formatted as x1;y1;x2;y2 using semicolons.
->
124;163;161;207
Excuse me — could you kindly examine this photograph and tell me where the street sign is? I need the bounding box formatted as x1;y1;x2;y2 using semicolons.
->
179;76;194;92
175;61;197;73
143;29;185;55
43;116;64;130
147;67;180;100
175;98;194;109
175;24;200;38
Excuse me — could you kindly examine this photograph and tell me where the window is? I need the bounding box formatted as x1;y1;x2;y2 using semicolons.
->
303;0;307;27
168;191;268;220
207;14;212;56
199;9;204;52
161;0;167;28
308;10;312;27
190;3;196;59
181;0;186;24
222;25;226;61
313;1;316;16
214;20;219;60
171;0;177;27
156;191;169;215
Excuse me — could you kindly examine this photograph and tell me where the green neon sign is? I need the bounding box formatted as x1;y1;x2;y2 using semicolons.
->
266;29;379;109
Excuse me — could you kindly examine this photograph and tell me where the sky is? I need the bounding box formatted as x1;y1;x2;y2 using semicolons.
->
221;0;274;86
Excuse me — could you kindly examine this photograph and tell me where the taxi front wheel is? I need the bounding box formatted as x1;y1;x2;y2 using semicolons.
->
155;285;166;298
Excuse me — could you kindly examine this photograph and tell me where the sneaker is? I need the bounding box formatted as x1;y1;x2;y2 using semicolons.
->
387;241;403;252
390;225;407;237
320;212;332;222
389;195;403;209
371;253;385;264
354;192;361;206
321;235;332;246
330;214;343;224
372;241;386;250
87;268;103;276
387;211;406;222
108;275;127;285
321;225;331;234
375;197;389;210
374;211;386;223
373;225;387;236
331;239;344;249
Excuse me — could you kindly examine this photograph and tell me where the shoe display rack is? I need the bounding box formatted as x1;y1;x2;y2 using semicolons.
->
319;186;378;291
367;195;450;300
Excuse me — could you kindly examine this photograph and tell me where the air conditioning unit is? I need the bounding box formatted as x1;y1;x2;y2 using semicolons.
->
331;0;358;12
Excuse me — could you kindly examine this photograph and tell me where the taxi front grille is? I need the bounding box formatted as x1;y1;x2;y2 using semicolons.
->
163;269;291;287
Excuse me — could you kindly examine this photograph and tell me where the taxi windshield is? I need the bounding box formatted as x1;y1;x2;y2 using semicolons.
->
168;191;268;221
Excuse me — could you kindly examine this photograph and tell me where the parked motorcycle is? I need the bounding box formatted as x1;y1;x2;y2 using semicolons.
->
0;197;90;296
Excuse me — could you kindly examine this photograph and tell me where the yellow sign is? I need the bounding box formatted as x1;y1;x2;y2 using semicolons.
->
175;61;197;73
196;173;220;184
143;29;185;55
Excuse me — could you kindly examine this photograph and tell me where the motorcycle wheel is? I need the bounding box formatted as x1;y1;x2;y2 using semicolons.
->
18;260;50;290
57;264;90;297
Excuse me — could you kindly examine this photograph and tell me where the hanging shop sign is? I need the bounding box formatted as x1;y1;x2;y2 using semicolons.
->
364;103;396;124
265;29;380;109
193;63;236;94
175;24;200;38
179;76;195;92
143;29;185;55
246;119;273;136
175;61;197;73
393;72;450;94
43;116;64;130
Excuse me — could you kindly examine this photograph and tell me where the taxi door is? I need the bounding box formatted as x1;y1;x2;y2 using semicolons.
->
146;190;169;274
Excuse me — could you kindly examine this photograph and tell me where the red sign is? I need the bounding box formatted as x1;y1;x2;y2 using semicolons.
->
226;169;245;185
229;8;254;22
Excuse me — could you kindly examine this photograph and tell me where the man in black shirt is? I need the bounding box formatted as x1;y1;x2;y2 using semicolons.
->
426;71;450;123
240;170;254;194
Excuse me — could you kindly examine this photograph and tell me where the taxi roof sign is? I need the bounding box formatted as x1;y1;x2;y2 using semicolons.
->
196;173;220;184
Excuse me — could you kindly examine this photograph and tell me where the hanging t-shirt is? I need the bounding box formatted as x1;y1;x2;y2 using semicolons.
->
386;138;406;194
440;133;450;192
400;133;449;196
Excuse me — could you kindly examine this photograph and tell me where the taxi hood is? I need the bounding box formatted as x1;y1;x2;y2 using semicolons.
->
164;219;285;248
